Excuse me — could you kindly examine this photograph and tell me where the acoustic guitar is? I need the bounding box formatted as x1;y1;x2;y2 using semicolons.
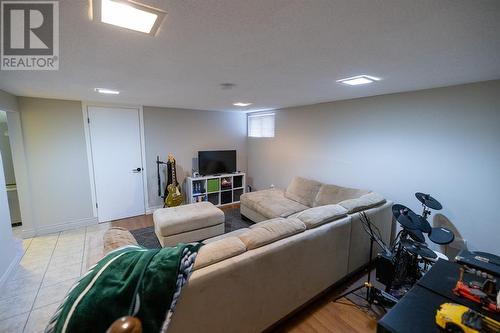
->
165;155;182;207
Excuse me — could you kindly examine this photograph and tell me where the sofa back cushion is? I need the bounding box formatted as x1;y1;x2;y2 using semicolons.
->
238;218;306;250
313;184;370;207
338;192;386;213
285;176;322;207
249;217;287;229
194;237;247;270
295;204;348;229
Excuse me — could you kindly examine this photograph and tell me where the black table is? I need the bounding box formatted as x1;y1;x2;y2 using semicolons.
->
377;259;499;332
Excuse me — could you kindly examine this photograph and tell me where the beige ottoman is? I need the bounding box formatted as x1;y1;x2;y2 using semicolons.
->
153;202;225;247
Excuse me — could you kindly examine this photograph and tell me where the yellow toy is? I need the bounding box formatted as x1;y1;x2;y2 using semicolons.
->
435;303;500;333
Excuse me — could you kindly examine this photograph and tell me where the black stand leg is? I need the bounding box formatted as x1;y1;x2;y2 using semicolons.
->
333;235;375;304
334;282;370;302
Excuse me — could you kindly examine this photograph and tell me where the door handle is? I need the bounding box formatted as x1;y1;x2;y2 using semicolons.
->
132;167;142;173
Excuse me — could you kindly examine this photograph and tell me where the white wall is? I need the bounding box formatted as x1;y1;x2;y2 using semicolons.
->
143;106;247;208
19;97;95;232
248;80;500;255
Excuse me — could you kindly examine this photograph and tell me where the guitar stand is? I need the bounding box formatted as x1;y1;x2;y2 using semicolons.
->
156;156;167;203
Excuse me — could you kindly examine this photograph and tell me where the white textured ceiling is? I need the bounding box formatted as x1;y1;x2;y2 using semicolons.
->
1;0;500;112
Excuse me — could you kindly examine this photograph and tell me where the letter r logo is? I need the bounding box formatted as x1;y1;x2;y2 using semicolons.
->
2;2;54;55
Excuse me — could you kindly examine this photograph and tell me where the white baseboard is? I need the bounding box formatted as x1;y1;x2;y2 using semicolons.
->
146;205;162;215
0;240;24;290
21;228;36;239
35;216;98;236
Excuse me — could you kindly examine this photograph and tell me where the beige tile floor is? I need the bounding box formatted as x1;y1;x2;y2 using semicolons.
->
0;223;111;333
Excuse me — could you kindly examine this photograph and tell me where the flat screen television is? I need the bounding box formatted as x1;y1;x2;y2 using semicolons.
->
198;150;236;176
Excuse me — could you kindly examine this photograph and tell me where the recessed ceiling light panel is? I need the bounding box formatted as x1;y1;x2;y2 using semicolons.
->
336;75;380;86
95;88;120;95
233;102;253;107
93;0;166;36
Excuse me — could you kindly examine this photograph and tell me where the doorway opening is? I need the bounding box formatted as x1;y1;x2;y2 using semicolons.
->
0;111;22;237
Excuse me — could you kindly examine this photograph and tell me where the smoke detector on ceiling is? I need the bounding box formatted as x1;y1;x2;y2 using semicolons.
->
220;83;237;90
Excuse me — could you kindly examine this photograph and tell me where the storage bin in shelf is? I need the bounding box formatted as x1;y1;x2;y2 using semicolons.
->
207;178;220;193
208;192;219;205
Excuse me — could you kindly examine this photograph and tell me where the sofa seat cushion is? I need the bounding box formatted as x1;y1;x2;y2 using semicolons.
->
153;202;225;237
338;192;386;213
285;176;322;207
240;189;309;219
194;237;247;270
238;218;306;250
313;184;370;207
295;204;348;229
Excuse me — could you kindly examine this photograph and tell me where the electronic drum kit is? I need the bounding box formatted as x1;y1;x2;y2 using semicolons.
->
379;193;455;293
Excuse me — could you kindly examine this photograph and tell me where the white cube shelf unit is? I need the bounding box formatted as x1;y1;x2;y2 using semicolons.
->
186;173;246;206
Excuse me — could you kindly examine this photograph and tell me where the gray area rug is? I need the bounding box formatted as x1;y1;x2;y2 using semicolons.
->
130;207;252;248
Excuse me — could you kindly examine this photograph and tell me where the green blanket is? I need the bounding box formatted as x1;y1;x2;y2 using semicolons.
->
45;243;202;333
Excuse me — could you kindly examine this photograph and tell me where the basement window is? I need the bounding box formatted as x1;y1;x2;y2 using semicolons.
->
248;112;275;138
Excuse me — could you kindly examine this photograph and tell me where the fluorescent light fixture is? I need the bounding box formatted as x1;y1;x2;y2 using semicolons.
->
94;88;120;95
233;102;253;107
336;75;380;86
94;0;166;35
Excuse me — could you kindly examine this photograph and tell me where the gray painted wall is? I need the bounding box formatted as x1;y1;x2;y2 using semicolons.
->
0;90;18;112
19;97;94;229
248;80;500;255
143;106;247;208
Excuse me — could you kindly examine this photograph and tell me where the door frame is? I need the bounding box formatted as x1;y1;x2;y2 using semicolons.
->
82;102;149;222
2;110;35;238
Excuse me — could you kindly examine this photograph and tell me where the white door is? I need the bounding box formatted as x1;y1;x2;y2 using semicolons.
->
88;106;145;222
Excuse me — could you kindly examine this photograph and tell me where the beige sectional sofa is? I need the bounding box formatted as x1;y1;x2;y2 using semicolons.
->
240;176;392;273
166;177;393;333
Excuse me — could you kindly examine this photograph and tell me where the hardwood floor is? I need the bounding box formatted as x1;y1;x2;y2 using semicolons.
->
109;206;383;333
274;297;377;333
111;213;153;230
271;271;384;333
